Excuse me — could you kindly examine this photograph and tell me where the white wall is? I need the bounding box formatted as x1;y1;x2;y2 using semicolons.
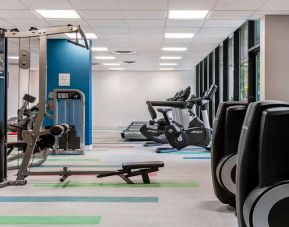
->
92;70;195;128
7;66;39;118
260;15;289;101
7;68;196;129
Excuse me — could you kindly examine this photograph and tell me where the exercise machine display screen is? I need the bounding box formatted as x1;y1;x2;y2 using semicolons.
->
57;92;80;99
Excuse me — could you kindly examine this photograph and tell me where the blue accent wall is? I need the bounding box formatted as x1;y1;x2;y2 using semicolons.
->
46;39;92;145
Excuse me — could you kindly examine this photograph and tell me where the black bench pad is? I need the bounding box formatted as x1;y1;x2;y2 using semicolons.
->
122;161;164;170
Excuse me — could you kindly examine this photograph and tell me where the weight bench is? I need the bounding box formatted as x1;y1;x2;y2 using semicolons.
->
97;161;164;184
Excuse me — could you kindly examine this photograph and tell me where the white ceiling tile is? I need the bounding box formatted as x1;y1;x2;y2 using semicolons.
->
97;33;130;39
199;27;234;34
193;37;223;44
251;10;289;19
70;0;120;10
195;33;228;39
0;0;27;9
123;11;167;20
118;0;168;10
0;19;14;27
79;10;124;20
189;43;217;51
0;10;39;19
163;39;193;45
8;19;50;28
127;20;165;27
130;34;163;39
168;0;217;10
165;27;199;33
260;0;289;10
208;10;254;19
204;19;245;28
129;27;163;34
20;0;73;9
102;38;132;44
46;19;88;27
93;27;129;34
132;38;162;44
166;20;204;27
87;20;127;27
214;0;266;10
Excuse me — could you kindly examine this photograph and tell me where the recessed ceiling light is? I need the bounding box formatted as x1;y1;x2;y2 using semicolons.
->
162;47;187;51
160;68;175;71
110;68;124;71
160;63;178;66
92;47;108;52
35;10;80;19
165;33;195;39
160;56;182;60
8;56;19;60
102;63;120;66
65;33;98;39
94;56;116;60
169;10;208;20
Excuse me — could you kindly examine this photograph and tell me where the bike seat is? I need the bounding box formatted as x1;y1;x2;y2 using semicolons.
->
157;108;172;114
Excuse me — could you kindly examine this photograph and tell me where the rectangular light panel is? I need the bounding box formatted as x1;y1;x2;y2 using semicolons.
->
169;10;208;20
35;10;80;19
165;33;195;39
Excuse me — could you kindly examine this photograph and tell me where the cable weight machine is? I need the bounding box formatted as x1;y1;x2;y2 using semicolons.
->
0;25;164;188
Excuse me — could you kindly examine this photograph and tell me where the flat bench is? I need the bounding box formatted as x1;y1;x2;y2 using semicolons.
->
97;161;164;184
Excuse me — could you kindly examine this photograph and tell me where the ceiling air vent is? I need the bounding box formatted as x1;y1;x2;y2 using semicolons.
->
112;50;135;55
123;60;136;64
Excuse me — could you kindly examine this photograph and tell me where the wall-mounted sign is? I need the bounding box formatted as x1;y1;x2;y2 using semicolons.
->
59;73;70;86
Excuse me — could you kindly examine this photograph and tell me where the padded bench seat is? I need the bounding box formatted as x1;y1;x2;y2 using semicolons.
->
122;161;164;170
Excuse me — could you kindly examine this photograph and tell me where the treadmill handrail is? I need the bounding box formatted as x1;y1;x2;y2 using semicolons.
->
147;101;187;108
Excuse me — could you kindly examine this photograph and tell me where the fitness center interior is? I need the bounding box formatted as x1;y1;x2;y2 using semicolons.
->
0;0;289;226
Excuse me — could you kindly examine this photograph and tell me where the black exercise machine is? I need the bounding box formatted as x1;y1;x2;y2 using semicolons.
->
211;102;248;207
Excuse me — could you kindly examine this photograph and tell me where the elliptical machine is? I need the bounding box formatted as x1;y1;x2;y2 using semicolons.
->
140;87;191;146
157;84;217;153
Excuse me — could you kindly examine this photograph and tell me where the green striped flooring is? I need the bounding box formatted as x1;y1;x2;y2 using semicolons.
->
0;196;158;203
34;182;199;188
0;216;101;225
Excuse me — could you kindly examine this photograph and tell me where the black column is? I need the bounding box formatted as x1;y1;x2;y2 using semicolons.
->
214;47;220;114
223;38;229;101
196;64;200;97
208;52;213;125
204;58;208;92
233;29;240;101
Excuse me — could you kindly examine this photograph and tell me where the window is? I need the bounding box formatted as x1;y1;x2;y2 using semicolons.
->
239;24;249;101
255;52;260;101
254;20;260;45
228;38;234;101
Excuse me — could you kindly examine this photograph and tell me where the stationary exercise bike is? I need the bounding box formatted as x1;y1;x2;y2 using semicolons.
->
157;84;217;153
140;86;191;146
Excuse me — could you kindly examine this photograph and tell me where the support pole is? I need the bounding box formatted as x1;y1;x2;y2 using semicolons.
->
0;30;7;184
16;35;47;182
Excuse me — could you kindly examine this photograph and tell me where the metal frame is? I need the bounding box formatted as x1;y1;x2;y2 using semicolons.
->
1;25;89;187
53;89;85;154
248;20;260;103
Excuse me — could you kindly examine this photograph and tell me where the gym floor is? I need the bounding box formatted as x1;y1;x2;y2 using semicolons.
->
1;129;237;227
